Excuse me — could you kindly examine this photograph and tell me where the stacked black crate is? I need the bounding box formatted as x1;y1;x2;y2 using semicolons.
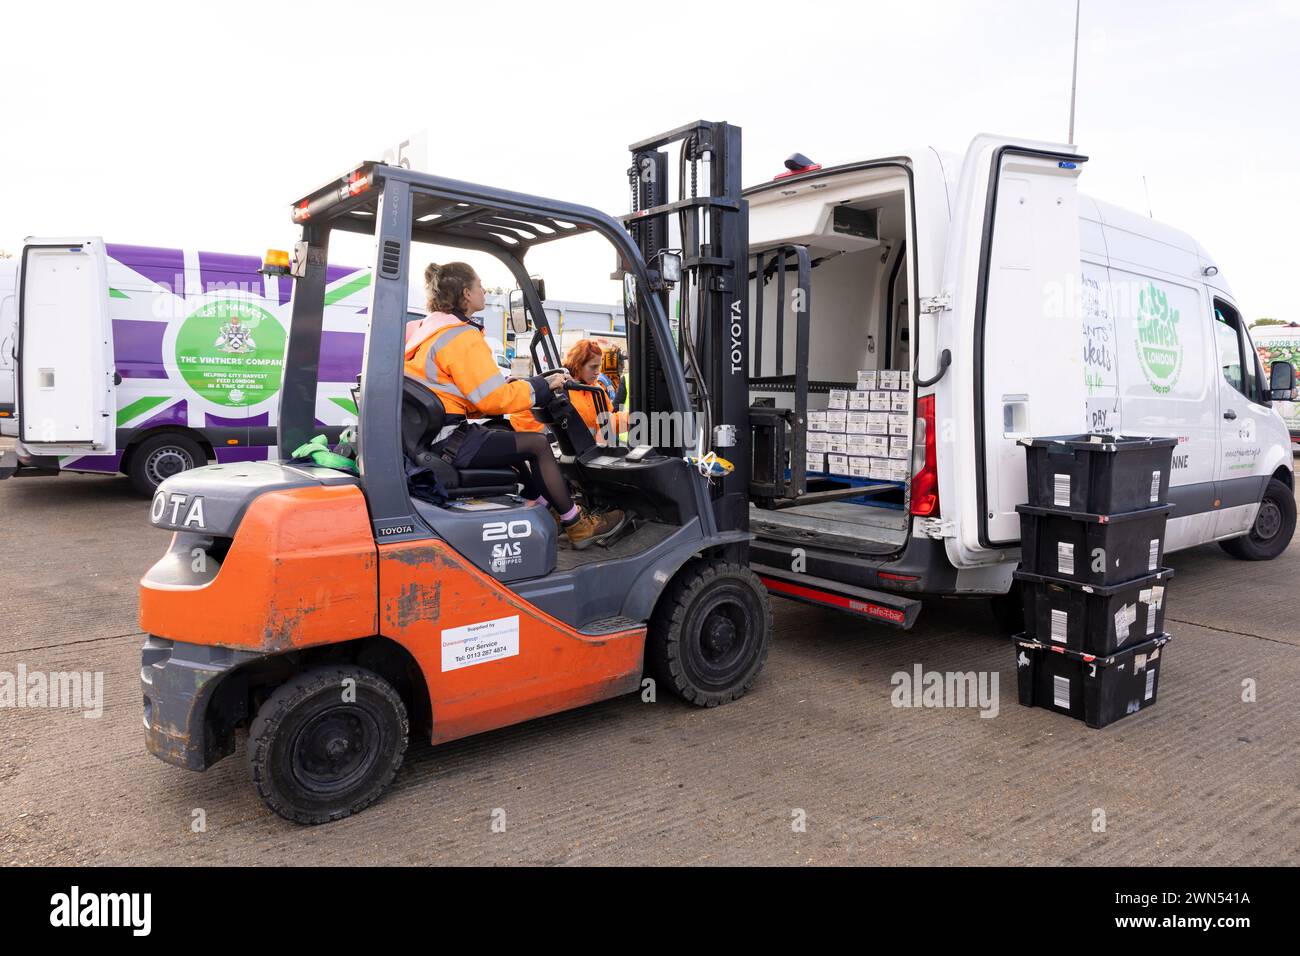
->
1011;435;1179;728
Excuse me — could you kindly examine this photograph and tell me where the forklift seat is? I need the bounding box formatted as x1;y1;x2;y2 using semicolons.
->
401;376;519;498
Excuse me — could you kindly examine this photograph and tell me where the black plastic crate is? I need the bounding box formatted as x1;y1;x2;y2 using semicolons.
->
1013;632;1171;728
1014;567;1174;655
1017;503;1172;586
1020;434;1178;513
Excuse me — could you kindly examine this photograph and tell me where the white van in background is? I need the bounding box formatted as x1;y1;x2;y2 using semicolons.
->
0;257;16;433
745;134;1297;625
1249;323;1300;444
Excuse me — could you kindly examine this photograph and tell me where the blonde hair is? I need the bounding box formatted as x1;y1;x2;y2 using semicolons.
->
424;261;478;313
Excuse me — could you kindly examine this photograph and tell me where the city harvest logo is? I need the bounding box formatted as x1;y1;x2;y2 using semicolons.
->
49;886;151;936
1135;282;1183;394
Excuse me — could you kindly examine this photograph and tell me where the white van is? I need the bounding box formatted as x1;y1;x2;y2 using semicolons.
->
1249;324;1300;444
0;257;16;432
744;134;1297;626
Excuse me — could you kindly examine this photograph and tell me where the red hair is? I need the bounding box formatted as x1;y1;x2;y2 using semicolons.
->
563;339;604;379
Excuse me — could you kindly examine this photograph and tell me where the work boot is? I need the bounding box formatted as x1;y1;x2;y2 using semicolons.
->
563;508;628;550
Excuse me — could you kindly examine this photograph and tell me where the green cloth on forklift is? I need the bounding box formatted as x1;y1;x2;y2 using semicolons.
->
290;434;358;473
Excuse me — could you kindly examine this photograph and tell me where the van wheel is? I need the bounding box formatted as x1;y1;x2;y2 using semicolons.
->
128;433;206;495
247;666;408;825
646;559;772;707
1219;478;1296;561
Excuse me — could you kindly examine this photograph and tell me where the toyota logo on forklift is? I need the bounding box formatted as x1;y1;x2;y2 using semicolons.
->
149;489;206;530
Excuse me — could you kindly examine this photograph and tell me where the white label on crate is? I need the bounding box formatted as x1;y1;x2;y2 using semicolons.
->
441;615;520;672
1151;585;1164;609
1114;603;1136;644
1145;668;1156;700
1054;473;1071;508
1133;653;1147;673
1053;675;1071;710
1148;538;1160;572
1058;542;1075;576
1150;470;1162;503
1050;609;1068;643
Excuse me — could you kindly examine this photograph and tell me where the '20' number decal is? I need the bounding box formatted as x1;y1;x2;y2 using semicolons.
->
482;520;532;542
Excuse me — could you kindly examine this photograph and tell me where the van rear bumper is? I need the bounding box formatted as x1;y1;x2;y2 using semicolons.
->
750;532;962;596
0;448;60;480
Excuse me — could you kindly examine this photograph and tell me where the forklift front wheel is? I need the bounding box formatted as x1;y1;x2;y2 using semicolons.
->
646;559;773;708
247;666;409;825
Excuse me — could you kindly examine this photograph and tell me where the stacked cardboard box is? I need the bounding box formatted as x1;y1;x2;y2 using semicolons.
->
806;370;912;483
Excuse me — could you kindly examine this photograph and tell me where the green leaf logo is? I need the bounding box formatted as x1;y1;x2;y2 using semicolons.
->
1134;283;1183;394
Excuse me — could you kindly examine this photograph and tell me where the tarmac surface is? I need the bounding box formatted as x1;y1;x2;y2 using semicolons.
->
1;443;1297;865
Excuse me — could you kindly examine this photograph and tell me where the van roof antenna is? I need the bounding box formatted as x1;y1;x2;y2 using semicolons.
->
1067;0;1081;144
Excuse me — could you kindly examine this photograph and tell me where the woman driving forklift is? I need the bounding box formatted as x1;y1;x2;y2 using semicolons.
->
404;262;626;548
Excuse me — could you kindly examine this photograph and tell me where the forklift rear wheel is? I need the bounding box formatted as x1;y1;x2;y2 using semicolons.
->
1219;478;1296;561
128;433;206;496
646;559;772;707
247;666;409;825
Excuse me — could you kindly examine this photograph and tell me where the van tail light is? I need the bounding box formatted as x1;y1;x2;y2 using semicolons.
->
910;394;940;517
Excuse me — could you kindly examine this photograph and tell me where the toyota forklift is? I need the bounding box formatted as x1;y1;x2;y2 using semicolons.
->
139;121;773;824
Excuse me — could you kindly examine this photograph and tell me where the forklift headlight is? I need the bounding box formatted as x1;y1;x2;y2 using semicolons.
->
658;251;683;284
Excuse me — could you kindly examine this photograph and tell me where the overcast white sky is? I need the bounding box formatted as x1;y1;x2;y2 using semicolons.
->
3;0;1298;319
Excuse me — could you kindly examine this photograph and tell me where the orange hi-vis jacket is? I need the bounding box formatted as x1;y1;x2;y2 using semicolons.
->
404;311;548;420
567;387;628;440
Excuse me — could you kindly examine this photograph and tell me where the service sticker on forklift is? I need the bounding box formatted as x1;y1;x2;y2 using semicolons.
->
441;615;520;671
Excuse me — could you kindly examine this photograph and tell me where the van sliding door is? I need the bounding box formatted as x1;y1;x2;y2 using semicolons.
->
944;140;1088;566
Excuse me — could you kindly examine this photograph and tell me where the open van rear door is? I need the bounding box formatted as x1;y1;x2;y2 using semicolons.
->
939;138;1088;567
0;275;16;431
17;238;116;455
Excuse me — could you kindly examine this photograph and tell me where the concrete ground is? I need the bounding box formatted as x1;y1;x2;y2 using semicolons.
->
1;444;1297;865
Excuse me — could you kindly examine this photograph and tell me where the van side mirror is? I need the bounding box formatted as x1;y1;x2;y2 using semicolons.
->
1270;360;1296;401
508;288;530;335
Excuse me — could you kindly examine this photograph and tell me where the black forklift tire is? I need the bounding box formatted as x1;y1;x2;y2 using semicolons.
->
646;559;772;708
127;432;207;496
1219;478;1296;561
247;666;408;825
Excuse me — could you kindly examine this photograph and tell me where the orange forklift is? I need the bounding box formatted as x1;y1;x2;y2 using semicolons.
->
139;121;772;823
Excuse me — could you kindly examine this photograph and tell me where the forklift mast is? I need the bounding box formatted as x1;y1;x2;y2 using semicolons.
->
623;121;750;535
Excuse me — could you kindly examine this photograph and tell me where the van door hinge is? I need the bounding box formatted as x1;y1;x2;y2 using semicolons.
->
920;293;952;314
